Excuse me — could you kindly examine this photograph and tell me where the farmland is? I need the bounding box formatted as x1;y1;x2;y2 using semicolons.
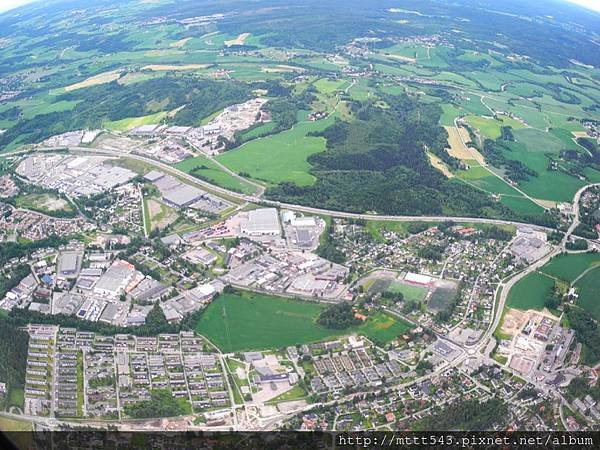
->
216;111;338;186
575;267;600;321
174;156;258;194
540;253;600;283
194;292;347;352
194;291;412;352
506;271;555;311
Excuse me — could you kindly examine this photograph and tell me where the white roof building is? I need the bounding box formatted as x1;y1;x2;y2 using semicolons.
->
241;208;281;236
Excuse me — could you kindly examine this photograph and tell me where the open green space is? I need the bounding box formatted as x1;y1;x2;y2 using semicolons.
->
465;115;526;140
387;282;428;303
499;196;545;215
104;111;168;131
215;110;337;185
15;193;75;216
540;252;600;283
174;156;258;194
506;271;555;311
358;311;413;345
195;292;347;352
195;291;412;352
575;267;600;321
428;286;458;313
513;128;565;153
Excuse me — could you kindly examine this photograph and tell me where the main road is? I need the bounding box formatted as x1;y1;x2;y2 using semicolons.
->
8;144;571;233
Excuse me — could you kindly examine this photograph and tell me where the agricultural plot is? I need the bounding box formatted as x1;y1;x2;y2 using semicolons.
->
465;115;525;140
540;253;600;283
174;156;258;195
63;69;123;92
195;292;346;352
574;267;600;321
216;111;338;186
195;292;412;352
513;128;564;153
444;125;485;164
104;111;168;131
506;271;555;311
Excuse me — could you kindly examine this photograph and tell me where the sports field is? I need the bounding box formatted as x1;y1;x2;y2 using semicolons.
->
215;111;337;186
387;282;428;302
195;292;411;352
575;267;600;321
428;286;458;313
539;253;600;283
506;271;555;311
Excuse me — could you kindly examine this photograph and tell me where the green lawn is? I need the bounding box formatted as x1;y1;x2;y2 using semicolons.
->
387;282;428;302
575;267;600;321
215;111;337;186
540;253;600;283
174;156;257;194
506;271;555;311
195;292;411;352
359;311;413;345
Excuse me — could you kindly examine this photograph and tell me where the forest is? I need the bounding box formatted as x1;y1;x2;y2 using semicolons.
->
0;316;29;402
415;398;508;430
317;303;361;330
267;95;509;218
0;76;251;148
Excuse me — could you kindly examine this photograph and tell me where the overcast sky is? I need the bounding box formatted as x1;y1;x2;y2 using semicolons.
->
0;0;599;14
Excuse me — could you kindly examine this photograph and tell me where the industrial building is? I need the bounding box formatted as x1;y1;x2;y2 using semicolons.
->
57;252;83;279
241;208;281;236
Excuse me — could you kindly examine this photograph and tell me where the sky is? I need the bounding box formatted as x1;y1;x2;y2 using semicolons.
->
0;0;599;13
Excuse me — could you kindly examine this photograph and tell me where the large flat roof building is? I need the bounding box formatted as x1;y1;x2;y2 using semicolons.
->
241;208;281;236
57;252;82;279
162;184;206;208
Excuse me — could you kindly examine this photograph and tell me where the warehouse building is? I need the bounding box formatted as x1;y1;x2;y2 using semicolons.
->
241;208;281;236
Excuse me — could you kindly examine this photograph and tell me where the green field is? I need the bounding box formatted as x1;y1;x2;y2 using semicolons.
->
195;292;346;352
215;111;337;185
195;292;411;352
575;267;600;321
359;311;413;345
465;115;526;140
499;196;545;215
513;128;565;153
104;111;168;130
540;253;600;283
174;156;258;194
388;282;428;302
15;193;75;216
506;271;555;311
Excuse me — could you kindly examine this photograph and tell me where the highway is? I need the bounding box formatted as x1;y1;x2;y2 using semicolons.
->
6;145;567;234
2;145;599;431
